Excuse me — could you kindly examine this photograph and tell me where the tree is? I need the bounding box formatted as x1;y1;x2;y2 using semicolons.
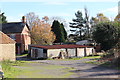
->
92;22;120;51
51;20;67;43
26;12;40;29
30;21;56;45
83;7;91;39
114;14;120;22
91;13;109;25
69;8;91;41
0;11;7;23
26;12;56;45
42;16;49;23
61;23;67;40
69;11;84;41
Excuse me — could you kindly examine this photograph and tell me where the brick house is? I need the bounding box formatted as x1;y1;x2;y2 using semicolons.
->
0;31;16;61
2;16;31;54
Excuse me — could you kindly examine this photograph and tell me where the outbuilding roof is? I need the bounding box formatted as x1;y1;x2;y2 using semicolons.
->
0;31;16;44
30;44;93;49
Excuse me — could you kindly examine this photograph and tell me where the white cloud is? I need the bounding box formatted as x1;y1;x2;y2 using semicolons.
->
1;0;119;2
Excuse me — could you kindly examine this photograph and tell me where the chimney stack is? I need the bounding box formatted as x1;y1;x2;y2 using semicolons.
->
22;16;26;23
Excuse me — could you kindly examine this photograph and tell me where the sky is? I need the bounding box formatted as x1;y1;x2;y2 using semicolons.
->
0;0;119;32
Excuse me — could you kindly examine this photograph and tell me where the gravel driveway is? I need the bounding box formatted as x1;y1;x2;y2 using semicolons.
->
33;58;120;78
16;56;120;78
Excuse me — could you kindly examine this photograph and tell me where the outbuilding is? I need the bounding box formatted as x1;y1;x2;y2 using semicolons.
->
28;44;95;59
0;31;16;61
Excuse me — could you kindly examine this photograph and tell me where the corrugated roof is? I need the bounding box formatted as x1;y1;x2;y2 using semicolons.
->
30;44;93;49
1;22;29;34
0;31;16;44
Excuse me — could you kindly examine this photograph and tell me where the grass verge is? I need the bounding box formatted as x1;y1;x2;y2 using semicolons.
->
0;60;30;78
15;62;75;78
85;58;120;70
50;56;101;61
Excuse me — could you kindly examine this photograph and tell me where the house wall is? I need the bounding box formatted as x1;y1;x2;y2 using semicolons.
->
21;25;31;51
0;44;16;61
7;25;31;54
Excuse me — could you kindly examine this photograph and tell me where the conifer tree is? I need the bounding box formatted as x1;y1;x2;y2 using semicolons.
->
0;12;7;23
51;20;67;43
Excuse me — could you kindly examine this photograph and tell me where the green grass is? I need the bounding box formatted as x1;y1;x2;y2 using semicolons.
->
82;56;101;59
0;60;75;78
16;53;28;57
85;60;100;64
0;60;31;78
85;58;120;70
15;62;75;78
52;56;101;61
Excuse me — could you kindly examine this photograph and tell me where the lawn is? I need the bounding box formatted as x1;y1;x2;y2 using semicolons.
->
0;55;102;78
15;62;75;78
51;55;101;60
0;60;30;78
1;60;75;78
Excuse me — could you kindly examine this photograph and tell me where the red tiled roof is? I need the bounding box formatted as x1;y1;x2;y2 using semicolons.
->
30;44;93;49
0;31;16;44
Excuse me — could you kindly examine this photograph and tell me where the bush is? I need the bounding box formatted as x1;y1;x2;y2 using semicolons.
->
101;52;114;58
93;22;120;51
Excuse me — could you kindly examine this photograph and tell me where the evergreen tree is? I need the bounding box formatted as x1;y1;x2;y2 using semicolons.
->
69;11;84;41
60;23;67;40
69;8;92;41
51;20;67;43
0;12;7;23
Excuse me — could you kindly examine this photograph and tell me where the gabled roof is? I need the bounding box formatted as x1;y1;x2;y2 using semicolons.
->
1;22;30;34
0;31;16;44
30;44;93;49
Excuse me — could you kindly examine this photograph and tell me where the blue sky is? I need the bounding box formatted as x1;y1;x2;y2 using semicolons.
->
0;0;119;31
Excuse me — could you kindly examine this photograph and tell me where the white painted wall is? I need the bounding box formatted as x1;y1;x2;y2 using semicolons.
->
86;47;94;56
77;48;85;57
47;49;63;58
67;48;76;57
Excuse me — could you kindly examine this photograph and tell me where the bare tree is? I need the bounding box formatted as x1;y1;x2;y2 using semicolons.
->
26;12;56;45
